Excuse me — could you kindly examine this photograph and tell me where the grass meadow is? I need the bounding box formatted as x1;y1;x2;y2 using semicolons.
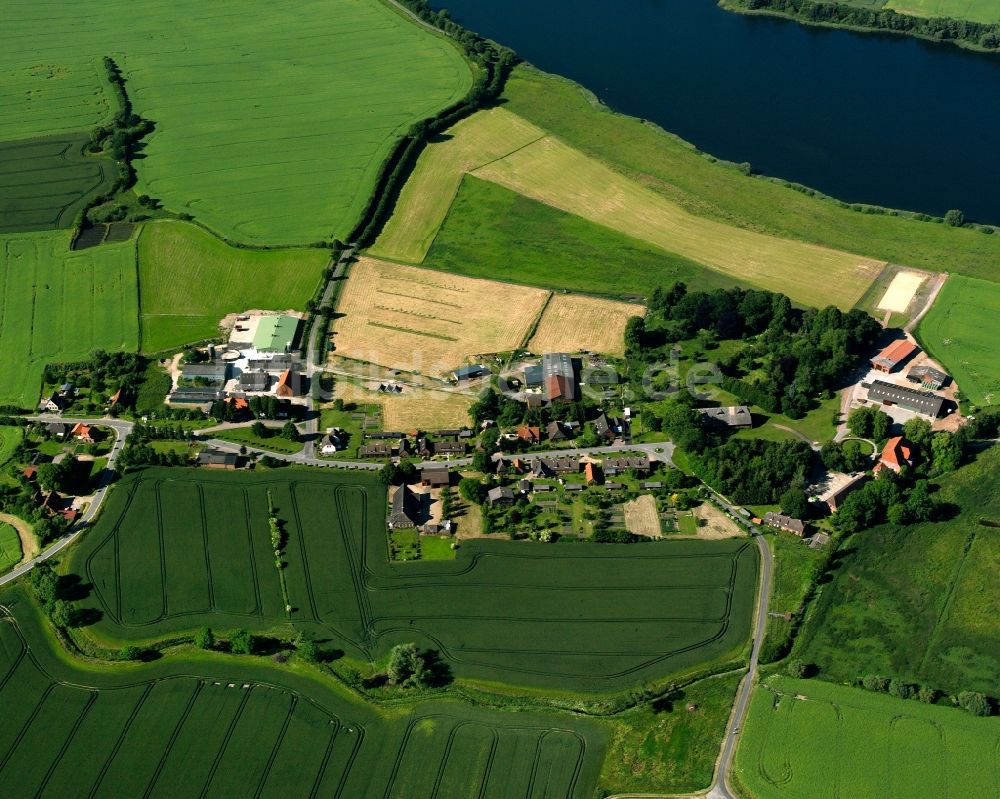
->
137;221;326;352
69;468;758;693
0;0;472;245
886;0;1000;23
0;134;116;234
0;427;23;469
500;67;1000;286
796;445;1000;694
0;523;21;573
735;676;1000;799
424;176;745;298
916;274;1000;407
0;231;138;408
0;588;607;799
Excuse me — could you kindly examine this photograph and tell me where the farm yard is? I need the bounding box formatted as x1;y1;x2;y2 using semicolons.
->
0;0;472;245
333;258;550;376
70;468;759;693
137;221;327;353
0;134;116;234
529;294;646;357
734;676;1000;799
916;274;1000;407
0;231;138;408
0;592;606;799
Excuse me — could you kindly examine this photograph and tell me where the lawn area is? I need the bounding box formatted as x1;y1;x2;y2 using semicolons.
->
916;274;1000;407
600;672;742;794
0;133;116;234
0;0;472;245
138;221;327;352
0;231;138;408
735;675;1000;799
500;67;1000;285
212;426;304;455
796;445;1000;694
420;535;457;561
0;427;23;469
423;176;744;298
0;585;607;799
761;534;823;661
0;522;22;573
887;0;1000;23
68;468;759;692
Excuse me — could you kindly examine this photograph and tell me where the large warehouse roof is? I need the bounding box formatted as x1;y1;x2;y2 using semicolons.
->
252;315;300;353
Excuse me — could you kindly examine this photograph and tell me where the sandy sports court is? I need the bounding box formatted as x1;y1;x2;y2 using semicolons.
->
623;495;662;538
333;257;549;375
877;270;925;313
528;294;645;357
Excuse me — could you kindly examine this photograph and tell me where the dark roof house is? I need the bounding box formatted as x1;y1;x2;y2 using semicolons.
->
454;364;490;382
197;449;238;469
388;485;420;528
763;512;806;536
697;406;752;429
906;364;948;391
239;370;270;391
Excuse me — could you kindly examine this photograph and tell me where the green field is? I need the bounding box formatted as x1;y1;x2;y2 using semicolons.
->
917;274;1000;407
796;445;1000;694
69;468;758;693
0;133;116;234
496;67;1000;286
0;231;138;408
212;426;305;455
0;523;21;573
887;0;1000;23
760;535;823;661
735;676;1000;798
0;0;472;246
424;176;744;297
0;427;23;469
137;221;327;352
0;588;606;799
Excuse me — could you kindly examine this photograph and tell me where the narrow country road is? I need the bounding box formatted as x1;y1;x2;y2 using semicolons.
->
0;415;132;589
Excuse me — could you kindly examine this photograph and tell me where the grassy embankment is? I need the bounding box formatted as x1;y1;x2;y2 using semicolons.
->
0;0;472;246
734;675;1000;799
795;444;1000;694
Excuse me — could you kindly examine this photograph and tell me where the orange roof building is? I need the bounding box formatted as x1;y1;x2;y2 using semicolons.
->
875;436;913;474
224;395;249;411
275;369;298;398
871;339;918;373
70;423;94;443
516;425;541;444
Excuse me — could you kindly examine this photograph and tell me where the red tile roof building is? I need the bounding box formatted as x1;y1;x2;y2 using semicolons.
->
871;339;918;373
875;436;913;474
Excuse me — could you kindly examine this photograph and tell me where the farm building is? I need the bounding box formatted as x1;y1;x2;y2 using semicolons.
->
238;369;270;391
542;353;577;403
454;364;490;382
168;387;225;408
253;315;301;354
181;362;229;382
388;485;420;528
420;465;450;487
906;364;948;391
823;473;870;512
196;449;238;470
865;380;944;418
247;354;297;372
763;512;806;536
874;436;914;474
523;364;543;389
870;339;918;373
275;369;303;398
697;406;752;430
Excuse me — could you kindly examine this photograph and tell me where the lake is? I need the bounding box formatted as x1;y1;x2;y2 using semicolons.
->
433;0;1000;224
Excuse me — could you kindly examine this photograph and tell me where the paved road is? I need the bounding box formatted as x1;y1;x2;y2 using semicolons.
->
0;416;132;589
704;493;773;799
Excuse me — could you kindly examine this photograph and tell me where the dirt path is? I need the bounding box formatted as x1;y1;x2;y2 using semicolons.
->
0;513;37;564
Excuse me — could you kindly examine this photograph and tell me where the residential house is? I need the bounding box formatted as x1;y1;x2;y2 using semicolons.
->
542;353;576;403
197;449;238;470
58;383;75;398
487;486;515;506
871;339;918;373
38;393;65;413
584;462;599;484
224;395;249;414
865;380;944;419
518;478;531;493
46;422;69;439
388;484;420;528
70;422;97;444
435;441;467;457
763;512;806;537
697;406;753;430
906;364;948;391
517;425;542;445
531;456;579;478
320;432;345;455
603;456;650;477
108;388;124;406
545;421;567;442
874;436;914;475
359;442;395;458
415;437;434;459
420;465;450;488
594;413;626;443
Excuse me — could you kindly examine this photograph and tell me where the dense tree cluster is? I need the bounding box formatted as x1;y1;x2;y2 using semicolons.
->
44;351;148;413
736;0;1000;51
633;282;880;417
692;438;813;505
117;423;196;469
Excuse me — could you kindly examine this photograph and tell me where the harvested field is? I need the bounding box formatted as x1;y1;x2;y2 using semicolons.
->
473;135;884;310
691;502;745;540
334;381;473;431
0;0;472;245
70;468;758;692
623;495;662;538
529;294;645;356
0;231;138;408
0;133;116;234
877;269;925;313
333;257;550;375
735;676;1000;799
371;108;546;263
0;591;606;799
138;221;326;352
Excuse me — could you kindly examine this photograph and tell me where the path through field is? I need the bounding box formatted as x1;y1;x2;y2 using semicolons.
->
0;514;36;565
